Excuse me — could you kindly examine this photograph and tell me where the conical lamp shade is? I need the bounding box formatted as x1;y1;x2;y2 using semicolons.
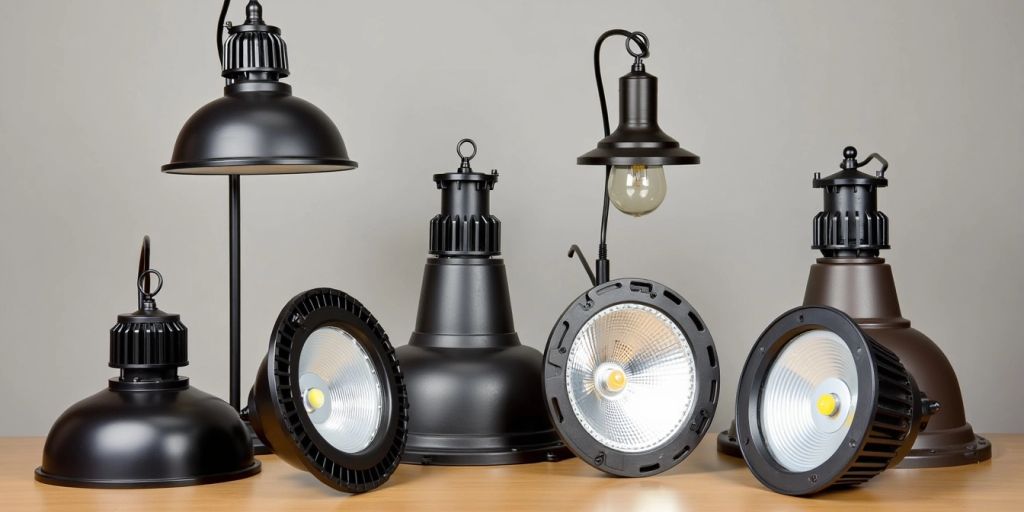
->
577;70;699;167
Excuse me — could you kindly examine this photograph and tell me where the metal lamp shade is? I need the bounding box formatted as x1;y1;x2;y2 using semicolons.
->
577;70;700;167
162;82;356;175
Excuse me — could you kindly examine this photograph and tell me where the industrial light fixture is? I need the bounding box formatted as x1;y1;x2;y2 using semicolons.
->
36;237;259;488
246;288;407;492
162;0;356;451
396;139;569;465
736;306;939;495
719;147;991;468
542;30;718;477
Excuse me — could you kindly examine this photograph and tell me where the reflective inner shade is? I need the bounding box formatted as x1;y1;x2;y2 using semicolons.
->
297;326;384;454
566;303;697;453
760;329;858;472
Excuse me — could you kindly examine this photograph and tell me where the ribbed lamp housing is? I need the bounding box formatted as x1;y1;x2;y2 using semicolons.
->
835;338;916;486
221;1;289;82
811;146;890;257
109;311;188;369
429;165;501;257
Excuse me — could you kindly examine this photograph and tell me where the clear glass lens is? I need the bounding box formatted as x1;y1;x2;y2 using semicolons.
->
297;326;384;453
566;303;697;453
760;329;858;472
607;164;667;216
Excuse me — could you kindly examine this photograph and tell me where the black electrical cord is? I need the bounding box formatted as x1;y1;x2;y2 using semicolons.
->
217;0;231;65
591;29;649;285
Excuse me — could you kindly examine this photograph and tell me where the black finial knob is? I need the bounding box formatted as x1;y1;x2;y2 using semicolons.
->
842;146;858;169
246;0;263;24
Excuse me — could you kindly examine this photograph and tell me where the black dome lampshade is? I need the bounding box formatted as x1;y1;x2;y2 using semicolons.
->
35;237;260;488
719;147;992;469
246;288;408;493
163;0;355;175
161;0;359;452
736;306;940;496
395;139;571;465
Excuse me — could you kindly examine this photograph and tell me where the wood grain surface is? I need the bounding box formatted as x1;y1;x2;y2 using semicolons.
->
1;434;1014;511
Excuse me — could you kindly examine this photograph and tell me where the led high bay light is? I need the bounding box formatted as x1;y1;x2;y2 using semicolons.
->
246;288;408;493
719;146;991;468
397;140;569;465
736;306;939;495
543;30;718;477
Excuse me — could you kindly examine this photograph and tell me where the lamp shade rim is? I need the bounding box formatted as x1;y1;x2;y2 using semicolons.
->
162;158;357;175
576;150;700;166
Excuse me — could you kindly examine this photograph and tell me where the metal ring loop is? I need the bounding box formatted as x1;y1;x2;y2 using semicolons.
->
138;269;163;298
456;138;477;161
625;31;650;58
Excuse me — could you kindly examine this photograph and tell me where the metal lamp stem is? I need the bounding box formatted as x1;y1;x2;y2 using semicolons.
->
229;175;241;410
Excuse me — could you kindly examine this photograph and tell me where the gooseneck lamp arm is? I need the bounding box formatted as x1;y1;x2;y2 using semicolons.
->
575;29;650;286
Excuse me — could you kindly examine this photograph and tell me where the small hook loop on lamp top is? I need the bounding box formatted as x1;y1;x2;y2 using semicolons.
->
457;138;477;170
625;31;650;59
457;138;477;161
138;269;164;301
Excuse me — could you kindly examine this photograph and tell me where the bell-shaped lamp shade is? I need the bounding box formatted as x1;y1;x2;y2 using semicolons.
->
577;69;699;167
162;82;356;175
162;1;355;175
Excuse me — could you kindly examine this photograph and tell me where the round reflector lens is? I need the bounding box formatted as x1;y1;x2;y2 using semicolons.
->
760;329;857;472
298;326;384;453
566;303;697;453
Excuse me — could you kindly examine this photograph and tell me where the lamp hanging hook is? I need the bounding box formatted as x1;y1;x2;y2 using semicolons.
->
137;269;164;310
457;138;477;170
567;244;597;287
625;31;650;61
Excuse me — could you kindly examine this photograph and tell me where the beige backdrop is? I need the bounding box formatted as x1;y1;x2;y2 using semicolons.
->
1;0;1022;436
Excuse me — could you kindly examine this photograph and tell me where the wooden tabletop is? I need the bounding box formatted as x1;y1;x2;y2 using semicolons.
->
1;434;1015;511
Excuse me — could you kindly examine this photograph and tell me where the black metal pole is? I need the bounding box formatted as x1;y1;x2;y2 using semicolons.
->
229;174;241;411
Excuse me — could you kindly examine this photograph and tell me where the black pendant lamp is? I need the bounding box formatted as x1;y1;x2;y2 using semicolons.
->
36;237;259;488
396;140;570;465
719;147;991;468
162;0;356;450
542;30;718;477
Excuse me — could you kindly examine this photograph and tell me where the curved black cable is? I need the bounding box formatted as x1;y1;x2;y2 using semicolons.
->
217;0;231;66
591;29;649;284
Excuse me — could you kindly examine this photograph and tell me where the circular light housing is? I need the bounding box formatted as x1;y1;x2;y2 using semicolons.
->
544;278;719;477
248;288;408;493
736;306;934;496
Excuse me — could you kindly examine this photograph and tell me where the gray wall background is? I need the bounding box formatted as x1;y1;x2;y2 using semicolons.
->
1;0;1022;436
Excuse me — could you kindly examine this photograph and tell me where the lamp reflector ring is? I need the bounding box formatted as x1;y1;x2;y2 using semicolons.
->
297;325;384;454
544;278;719;477
760;329;857;472
566;303;696;453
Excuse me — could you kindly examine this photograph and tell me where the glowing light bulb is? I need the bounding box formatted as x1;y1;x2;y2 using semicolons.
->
607;164;667;216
